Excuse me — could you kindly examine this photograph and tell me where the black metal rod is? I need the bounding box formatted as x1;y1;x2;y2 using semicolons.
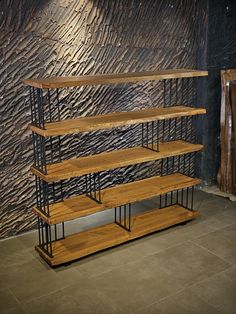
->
141;123;144;147
62;222;65;238
41;219;45;248
47;89;52;122
151;121;154;149
37;217;41;246
37;88;45;128
164;80;166;107
128;203;131;231
156;120;160;151
56;88;61;121
186;187;189;209
49;225;53;257
54;224;57;241
191;186;194;210
124;204;126;228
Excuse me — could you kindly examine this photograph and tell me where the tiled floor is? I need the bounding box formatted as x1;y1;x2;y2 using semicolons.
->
0;190;236;314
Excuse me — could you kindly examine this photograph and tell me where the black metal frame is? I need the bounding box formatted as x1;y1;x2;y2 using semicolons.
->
37;218;65;258
141;120;160;152
159;186;195;212
29;87;61;128
85;172;102;203
114;203;132;232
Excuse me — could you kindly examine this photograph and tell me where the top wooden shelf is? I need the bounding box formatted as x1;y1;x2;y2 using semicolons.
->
23;69;208;89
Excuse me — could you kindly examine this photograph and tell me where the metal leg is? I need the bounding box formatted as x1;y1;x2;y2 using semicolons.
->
114;203;132;232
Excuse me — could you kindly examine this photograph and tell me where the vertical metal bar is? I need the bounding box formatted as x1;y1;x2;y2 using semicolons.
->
115;207;117;222
156;120;160;151
49;225;53;257
188;153;191;176
56;88;61;121
124;204;126;228
181;78;184;104
98;173;101;202
35;176;39;208
162;120;165;142
180;117;184;140
37;88;44;129
168;119;171;141
151;121;154;149
128;203;131;231
62;222;65;238
58;136;62;162
174;118;177;140
176;78;178;105
93;173;96;200
119;206;121;224
191;186;194;210
54;224;57;241
146;122;149;147
45;223;49;253
178;154;181;173
181;188;184;205
186;187;189;209
40;219;45;248
37;217;41;246
49;137;53;163
38;177;43;210
47;89;52;122
163;80;166;107
141;123;144;147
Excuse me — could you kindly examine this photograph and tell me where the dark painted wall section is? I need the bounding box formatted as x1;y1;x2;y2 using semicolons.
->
0;0;218;238
200;0;236;185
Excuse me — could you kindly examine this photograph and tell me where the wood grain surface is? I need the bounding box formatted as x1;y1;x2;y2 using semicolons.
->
36;205;199;265
218;70;236;194
24;69;208;88
31;141;203;182
29;106;206;136
33;173;200;224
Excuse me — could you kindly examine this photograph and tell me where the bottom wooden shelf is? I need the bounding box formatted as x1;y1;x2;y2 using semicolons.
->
36;205;199;266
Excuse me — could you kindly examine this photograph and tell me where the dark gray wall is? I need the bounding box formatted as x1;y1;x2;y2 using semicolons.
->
200;0;236;185
1;0;232;238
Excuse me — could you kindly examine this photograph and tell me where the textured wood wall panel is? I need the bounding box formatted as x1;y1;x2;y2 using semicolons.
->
0;0;207;238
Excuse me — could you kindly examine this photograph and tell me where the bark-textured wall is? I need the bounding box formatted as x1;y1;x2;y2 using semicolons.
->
0;0;207;238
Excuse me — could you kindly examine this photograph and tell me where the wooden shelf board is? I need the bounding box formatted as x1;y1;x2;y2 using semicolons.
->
31;140;203;182
35;204;199;266
29;105;206;137
33;173;200;224
24;69;208;89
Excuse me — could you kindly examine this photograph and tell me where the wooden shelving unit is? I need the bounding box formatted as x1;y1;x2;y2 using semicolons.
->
24;69;207;266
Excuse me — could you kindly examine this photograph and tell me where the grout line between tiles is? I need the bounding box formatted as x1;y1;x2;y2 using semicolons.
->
131;264;235;314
